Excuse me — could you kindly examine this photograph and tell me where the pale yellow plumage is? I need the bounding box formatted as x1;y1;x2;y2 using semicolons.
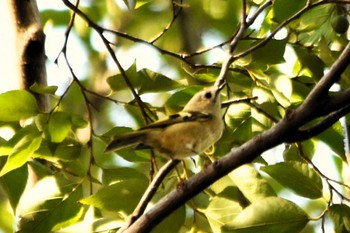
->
105;85;224;159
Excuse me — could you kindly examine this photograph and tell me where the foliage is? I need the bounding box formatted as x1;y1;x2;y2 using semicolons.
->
1;0;350;232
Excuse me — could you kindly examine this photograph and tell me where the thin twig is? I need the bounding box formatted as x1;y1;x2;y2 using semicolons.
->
296;143;350;202
149;0;183;44
118;160;180;233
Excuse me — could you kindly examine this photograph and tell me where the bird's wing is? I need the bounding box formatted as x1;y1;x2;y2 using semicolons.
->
140;111;213;130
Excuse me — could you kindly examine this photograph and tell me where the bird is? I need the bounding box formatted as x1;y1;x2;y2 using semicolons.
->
105;85;224;160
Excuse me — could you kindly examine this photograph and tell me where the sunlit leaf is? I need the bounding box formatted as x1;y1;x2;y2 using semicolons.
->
0;133;42;176
269;74;292;108
102;167;148;185
292;45;325;79
18;176;84;233
48;111;72;143
107;63;181;94
0;164;28;212
203;196;242;232
222;197;309;233
229;164;276;203
316;121;346;162
329;204;350;233
261;161;323;199
80;179;147;213
0;90;39;122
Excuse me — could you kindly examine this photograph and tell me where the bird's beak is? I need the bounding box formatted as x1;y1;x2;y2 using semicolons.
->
215;82;225;97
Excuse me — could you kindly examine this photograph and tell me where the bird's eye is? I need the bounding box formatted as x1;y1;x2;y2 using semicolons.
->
204;92;212;99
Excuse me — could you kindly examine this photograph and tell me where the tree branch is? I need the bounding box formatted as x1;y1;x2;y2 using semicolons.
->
10;0;48;111
118;160;180;233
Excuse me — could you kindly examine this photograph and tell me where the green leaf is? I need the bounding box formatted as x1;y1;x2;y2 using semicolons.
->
222;197;309;233
34;141;82;162
261;161;323;199
203;196;242;232
0;164;28;212
138;70;182;94
226;103;253;143
252;39;287;65
229;164;276;203
316;121;346;162
71;114;88;129
41;9;71;26
292;45;325;79
18;176;84;233
273;0;307;22
329;204;350;233
102;167;148;186
152;205;186;233
164;86;203;112
269;74;292;108
297;5;336;45
0;133;42;176
107;63;181;94
48;111;72;143
0;90;39;122
30;83;58;95
80;179;148;213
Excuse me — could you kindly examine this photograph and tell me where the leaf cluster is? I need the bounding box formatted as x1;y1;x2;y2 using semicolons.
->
1;0;350;233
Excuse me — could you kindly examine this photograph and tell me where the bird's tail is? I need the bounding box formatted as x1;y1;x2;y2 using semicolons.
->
105;131;147;152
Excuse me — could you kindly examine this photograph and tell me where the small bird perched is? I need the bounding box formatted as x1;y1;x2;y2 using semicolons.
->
105;85;224;159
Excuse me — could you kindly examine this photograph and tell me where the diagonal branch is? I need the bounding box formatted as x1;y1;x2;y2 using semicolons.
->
123;41;350;233
118;160;180;233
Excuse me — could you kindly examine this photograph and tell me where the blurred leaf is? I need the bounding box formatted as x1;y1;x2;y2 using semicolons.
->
293;45;325;79
261;161;323;199
41;9;70;26
226;103;253;143
0;164;28;212
152;205;186;233
226;71;253;95
71;114;88;129
48;112;72;143
291;79;312;105
55;143;82;160
222;197;309;233
284;140;316;161
0;132;42;176
252;39;287;65
0;90;39;122
297;5;336;45
80;179;147;213
0;124;37;156
164;86;203;113
329;204;350;233
30;83;58;95
138;70;182;94
202;196;242;233
273;0;307;22
107;63;181;94
229;164;276;203
269;74;292;108
18;176;84;233
316;121;346;162
102;167;148;185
